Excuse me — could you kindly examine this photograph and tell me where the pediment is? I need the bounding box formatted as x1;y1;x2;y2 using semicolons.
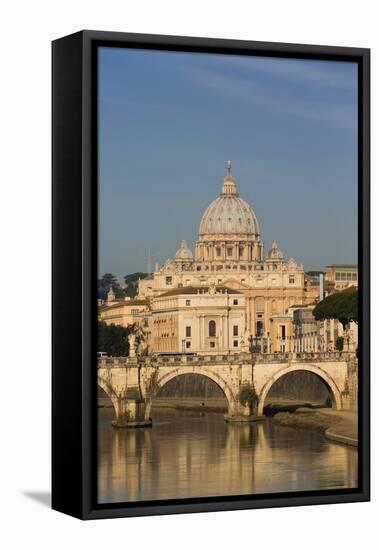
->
222;277;253;290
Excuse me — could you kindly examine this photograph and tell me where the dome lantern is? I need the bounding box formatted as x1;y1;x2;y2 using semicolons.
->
221;161;238;196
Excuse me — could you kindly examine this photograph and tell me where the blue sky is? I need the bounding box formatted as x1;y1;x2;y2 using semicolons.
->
98;47;358;279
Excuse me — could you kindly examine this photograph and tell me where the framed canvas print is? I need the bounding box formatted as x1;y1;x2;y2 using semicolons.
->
52;30;370;519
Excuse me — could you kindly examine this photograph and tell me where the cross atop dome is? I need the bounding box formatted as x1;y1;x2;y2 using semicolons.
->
221;161;238;196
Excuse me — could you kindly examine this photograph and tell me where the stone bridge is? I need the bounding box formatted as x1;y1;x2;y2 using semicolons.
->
97;352;357;427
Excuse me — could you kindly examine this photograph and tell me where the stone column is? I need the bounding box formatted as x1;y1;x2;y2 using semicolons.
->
246;297;251;334
223;315;228;351
199;315;203;351
221;315;225;350
112;362;152;428
330;318;335;349
250;297;255;337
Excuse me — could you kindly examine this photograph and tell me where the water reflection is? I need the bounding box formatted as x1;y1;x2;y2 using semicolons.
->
98;408;358;504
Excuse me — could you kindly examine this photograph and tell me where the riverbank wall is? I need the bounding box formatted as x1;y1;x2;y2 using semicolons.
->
271;408;358;447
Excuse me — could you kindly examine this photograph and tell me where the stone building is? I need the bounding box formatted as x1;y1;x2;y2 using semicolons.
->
268;314;295;353
98;296;149;328
151;285;246;354
138;163;315;352
325;264;358;291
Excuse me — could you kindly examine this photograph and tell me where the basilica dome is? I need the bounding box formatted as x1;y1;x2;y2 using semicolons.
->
198;163;260;238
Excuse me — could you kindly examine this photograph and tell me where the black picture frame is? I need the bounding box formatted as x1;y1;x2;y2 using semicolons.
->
52;30;370;520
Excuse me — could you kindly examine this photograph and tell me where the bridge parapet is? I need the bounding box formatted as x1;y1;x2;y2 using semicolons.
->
98;351;355;369
253;351;355;364
98;357;129;368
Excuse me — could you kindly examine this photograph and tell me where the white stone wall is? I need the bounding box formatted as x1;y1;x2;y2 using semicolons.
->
151;290;246;354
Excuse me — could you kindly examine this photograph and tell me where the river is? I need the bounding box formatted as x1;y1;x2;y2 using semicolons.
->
97;407;358;504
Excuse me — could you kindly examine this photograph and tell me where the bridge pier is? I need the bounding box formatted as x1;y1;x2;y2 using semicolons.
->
224;399;264;423
112;387;152;429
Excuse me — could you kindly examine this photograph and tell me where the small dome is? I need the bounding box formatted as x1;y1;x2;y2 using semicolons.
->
198;162;260;238
175;240;193;261
267;240;284;260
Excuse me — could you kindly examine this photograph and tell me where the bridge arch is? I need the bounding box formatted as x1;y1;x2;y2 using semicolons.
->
153;367;235;413
257;363;342;416
98;376;120;417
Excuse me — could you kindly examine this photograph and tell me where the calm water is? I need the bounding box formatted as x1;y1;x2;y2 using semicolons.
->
98;407;358;504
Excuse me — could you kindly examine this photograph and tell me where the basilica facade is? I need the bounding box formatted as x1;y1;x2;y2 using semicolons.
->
137;163;317;354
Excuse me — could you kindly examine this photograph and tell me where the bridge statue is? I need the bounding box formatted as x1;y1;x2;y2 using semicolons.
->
240;329;251;353
128;333;136;358
98;351;357;428
134;324;149;356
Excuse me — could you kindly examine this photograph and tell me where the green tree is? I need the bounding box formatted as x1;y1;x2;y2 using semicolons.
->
98;273;124;301
97;321;134;357
238;384;258;413
101;273;119;288
123;272;148;298
313;287;358;329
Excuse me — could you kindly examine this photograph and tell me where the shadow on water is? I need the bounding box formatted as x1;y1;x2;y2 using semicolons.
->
263;370;334;416
263;398;333;417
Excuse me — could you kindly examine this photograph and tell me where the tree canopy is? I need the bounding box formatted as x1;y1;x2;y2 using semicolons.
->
97;321;134;357
97;272;149;300
97;273;122;301
313;287;358;328
100;273;118;288
124;272;148;284
123;272;148;298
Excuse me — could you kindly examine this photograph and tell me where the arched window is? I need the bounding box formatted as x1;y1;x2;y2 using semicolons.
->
209;320;216;337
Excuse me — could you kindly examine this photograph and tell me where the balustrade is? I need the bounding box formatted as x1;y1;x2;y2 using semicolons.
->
98;349;354;369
